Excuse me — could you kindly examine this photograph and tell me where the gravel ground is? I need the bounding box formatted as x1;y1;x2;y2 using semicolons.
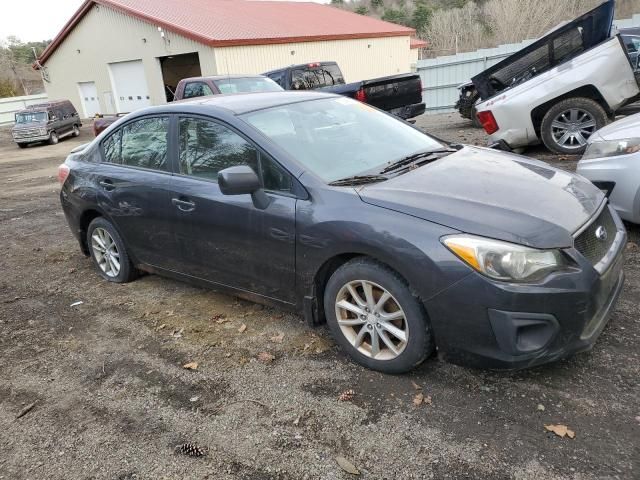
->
0;116;638;480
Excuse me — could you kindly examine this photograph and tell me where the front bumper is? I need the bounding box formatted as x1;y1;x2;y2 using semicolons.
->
425;209;626;370
389;102;426;120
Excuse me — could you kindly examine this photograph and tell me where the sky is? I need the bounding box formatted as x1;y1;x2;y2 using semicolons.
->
0;0;332;43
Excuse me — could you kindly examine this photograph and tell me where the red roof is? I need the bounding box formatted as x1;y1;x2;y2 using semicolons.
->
410;38;428;49
38;0;415;65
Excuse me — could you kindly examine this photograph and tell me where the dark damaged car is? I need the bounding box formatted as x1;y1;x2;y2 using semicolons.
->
59;92;626;373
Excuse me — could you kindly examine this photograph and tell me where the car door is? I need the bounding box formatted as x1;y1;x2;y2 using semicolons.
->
95;115;178;268
166;115;297;303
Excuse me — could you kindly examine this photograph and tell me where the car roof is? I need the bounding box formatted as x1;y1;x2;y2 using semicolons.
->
181;74;269;82
153;91;338;115
18;100;73;113
264;61;337;75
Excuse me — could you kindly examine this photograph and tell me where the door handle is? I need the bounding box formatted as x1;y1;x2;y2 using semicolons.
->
99;179;115;191
171;197;196;212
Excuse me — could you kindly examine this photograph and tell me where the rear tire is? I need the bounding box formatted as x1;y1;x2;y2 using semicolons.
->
540;97;607;155
48;131;59;145
72;125;80;137
86;217;137;283
324;257;434;374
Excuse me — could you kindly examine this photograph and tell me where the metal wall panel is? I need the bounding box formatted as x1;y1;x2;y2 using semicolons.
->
214;36;413;83
0;94;49;125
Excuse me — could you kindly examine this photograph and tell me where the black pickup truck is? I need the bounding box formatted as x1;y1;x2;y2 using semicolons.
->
263;62;425;121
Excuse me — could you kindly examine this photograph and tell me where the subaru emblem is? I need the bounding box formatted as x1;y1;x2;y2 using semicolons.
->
595;226;608;242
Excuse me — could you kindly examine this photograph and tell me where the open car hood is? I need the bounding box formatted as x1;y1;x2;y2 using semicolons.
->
471;0;615;101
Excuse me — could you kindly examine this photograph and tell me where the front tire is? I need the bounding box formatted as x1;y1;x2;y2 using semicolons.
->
540;97;607;154
87;217;137;283
48;131;59;145
324;258;434;373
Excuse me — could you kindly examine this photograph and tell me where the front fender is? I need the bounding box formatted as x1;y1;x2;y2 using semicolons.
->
294;190;473;314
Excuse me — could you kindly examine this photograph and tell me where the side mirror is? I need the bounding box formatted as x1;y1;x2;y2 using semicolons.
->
218;165;271;210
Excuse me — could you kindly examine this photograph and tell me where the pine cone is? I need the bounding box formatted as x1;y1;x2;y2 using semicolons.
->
176;442;208;457
338;389;355;402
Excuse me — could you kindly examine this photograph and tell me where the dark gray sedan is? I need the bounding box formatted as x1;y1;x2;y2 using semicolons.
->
58;92;626;373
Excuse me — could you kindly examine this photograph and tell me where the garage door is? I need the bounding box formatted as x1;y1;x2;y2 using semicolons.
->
78;82;101;118
108;60;151;113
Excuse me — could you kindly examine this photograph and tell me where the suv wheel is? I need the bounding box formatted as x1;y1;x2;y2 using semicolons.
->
17;143;27;149
540;97;607;155
72;125;80;137
324;258;434;373
48;131;59;145
87;217;137;283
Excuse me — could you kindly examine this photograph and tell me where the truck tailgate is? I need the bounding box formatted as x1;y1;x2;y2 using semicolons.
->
362;74;422;111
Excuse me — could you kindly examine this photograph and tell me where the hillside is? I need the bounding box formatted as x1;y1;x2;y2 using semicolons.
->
333;0;638;56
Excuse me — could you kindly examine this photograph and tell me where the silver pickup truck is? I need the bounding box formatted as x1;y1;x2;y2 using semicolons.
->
473;0;640;154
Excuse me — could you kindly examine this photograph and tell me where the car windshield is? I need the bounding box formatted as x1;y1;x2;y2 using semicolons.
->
242;97;445;183
16;111;48;124
214;77;283;94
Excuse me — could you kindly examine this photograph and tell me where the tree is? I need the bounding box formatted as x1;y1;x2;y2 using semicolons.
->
0;78;17;98
411;1;433;36
330;0;344;5
382;7;410;26
0;36;50;97
371;0;384;8
355;6;369;15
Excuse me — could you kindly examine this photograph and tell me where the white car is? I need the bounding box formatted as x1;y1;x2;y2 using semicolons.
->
577;113;640;223
473;1;640;155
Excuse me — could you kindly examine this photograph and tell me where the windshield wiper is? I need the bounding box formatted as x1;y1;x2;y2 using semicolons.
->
379;148;457;174
328;174;388;186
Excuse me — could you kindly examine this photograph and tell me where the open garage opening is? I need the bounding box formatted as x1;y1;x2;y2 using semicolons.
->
159;52;202;102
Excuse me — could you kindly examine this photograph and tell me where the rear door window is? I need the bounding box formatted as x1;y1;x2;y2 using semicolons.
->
183;82;214;99
101;116;169;171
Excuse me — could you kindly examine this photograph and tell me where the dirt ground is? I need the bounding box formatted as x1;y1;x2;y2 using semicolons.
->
0;116;638;480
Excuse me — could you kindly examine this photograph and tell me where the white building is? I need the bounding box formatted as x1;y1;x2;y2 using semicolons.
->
36;0;425;118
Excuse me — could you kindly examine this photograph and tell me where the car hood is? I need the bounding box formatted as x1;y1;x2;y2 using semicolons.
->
589;112;640;142
358;147;604;249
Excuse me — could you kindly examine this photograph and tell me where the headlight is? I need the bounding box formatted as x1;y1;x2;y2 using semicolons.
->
39;128;47;135
582;138;640;160
442;234;567;282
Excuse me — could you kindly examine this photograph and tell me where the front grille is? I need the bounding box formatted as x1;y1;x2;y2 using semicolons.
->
574;206;617;265
13;128;44;139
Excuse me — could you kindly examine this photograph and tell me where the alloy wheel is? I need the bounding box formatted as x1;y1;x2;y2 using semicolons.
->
91;227;121;278
335;280;408;360
550;108;596;150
